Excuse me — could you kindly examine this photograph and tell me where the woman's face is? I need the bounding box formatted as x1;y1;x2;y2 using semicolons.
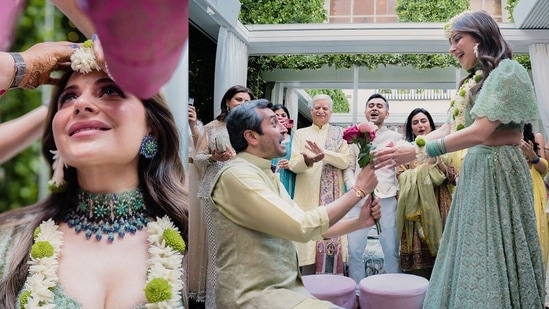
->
52;71;149;173
449;31;479;70
410;112;432;137
274;108;289;127
227;92;251;111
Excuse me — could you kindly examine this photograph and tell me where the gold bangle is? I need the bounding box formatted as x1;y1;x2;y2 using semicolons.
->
351;185;366;199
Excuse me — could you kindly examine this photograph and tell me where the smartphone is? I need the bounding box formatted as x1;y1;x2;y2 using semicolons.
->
215;136;227;152
188;97;195;106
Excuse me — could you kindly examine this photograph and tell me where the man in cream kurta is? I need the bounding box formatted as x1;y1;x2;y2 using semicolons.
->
210;99;379;308
289;95;350;270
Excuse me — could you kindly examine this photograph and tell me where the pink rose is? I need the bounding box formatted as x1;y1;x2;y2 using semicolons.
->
342;125;361;144
358;122;377;133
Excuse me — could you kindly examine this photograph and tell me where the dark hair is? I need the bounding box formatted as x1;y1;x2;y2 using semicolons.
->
450;11;513;101
216;85;255;122
366;93;389;109
0;70;189;307
404;108;436;142
272;103;292;135
523;123;540;155
227;99;273;153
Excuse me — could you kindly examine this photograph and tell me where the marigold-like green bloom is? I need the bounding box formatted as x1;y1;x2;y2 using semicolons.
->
82;39;93;48
145;278;173;303
474;74;482;83
456;123;465;131
31;241;54;259
33;227;41;240
415;136;426;147
20;290;31;308
453;108;459;117
459;89;466;96
163;228;186;253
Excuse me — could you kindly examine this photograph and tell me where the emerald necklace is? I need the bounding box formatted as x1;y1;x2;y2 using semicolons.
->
63;187;150;242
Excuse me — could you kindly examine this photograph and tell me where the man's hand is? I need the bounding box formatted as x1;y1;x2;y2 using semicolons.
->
302;140;325;166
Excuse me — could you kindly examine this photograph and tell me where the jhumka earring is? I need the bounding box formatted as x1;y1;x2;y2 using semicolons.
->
473;43;479;58
140;134;158;159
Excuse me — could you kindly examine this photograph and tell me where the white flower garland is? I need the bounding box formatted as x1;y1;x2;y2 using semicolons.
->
448;70;483;133
70;40;101;74
20;216;185;309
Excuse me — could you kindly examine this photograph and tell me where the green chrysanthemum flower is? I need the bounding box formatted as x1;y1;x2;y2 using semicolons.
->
415;136;426;147
33;227;41;240
456;124;465;131
163;228;186;253
82;39;93;48
20;290;31;308
48;181;68;193
453;108;459;117
459;89;466;96
145;278;173;303
449;100;455;107
474;74;482;83
31;241;54;259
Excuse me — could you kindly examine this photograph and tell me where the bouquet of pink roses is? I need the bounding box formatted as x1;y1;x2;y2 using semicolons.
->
342;121;382;233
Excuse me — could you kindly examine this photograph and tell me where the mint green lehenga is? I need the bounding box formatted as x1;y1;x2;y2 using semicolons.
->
423;59;545;308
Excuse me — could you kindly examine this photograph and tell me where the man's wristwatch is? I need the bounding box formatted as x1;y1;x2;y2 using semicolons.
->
351;186;366;199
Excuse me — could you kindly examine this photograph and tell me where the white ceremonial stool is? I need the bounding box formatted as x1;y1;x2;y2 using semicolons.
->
359;273;429;309
302;274;357;309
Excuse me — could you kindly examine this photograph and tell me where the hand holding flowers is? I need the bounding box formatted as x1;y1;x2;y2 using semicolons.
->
342;121;382;232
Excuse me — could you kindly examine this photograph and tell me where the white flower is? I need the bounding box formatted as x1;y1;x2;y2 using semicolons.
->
48;150;67;190
70;46;101;74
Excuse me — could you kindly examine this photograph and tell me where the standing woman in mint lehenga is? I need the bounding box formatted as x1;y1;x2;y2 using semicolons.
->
374;10;545;308
271;104;297;198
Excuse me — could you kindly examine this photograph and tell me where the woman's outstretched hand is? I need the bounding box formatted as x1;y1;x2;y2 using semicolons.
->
18;41;78;89
374;142;416;169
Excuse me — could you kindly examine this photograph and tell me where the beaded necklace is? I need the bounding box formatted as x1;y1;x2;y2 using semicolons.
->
63;187;150;242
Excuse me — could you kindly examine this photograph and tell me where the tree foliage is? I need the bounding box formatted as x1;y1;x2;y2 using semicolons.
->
395;0;469;22
239;0;326;24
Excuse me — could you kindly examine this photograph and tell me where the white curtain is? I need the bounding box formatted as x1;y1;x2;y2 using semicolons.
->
213;27;248;118
529;43;549;137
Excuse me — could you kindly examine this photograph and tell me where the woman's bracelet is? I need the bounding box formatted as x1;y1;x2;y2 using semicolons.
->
351;185;367;199
9;53;26;89
426;138;447;157
531;156;541;164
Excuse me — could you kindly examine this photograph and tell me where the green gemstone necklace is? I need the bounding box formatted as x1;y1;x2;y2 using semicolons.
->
64;187;151;242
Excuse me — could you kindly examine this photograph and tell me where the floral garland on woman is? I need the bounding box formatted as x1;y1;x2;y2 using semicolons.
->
448;70;483;132
19;216;186;309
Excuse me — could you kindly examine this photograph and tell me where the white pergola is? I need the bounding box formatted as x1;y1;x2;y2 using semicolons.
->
179;0;549;133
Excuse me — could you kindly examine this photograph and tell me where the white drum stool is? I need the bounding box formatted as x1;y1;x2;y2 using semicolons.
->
359;273;429;309
302;274;357;309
